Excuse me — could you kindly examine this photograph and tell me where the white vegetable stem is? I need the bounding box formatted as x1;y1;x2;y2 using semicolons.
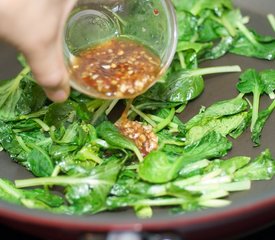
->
190;65;241;77
267;14;275;32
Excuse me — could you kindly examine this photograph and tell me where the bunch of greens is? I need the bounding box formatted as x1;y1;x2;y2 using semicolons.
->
136;0;275;112
0;0;275;218
172;0;275;62
0;55;274;217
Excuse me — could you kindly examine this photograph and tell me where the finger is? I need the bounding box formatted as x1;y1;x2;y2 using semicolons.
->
23;43;70;102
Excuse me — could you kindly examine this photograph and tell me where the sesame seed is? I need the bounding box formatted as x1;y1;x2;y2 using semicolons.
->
101;65;111;69
92;74;99;80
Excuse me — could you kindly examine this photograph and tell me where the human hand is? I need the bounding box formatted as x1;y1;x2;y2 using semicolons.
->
0;0;77;102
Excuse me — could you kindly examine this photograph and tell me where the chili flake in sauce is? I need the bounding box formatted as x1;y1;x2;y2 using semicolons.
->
71;37;161;98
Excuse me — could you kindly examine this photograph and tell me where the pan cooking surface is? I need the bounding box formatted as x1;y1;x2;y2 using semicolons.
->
0;0;274;234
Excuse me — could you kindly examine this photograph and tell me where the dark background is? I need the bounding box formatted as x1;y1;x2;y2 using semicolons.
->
1;222;275;240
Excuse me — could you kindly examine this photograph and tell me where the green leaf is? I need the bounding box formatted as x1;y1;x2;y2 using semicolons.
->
0;179;22;204
143;69;204;103
252;100;275;146
186;112;248;144
66;157;123;214
182;131;232;164
27;145;54;177
96;121;143;161
235;150;275;181
237;69;264;94
230;110;252;139
75;143;103;164
138;131;232;184
198;16;228;42
0;122;30;162
44;100;90;127
260;69;275;96
23;188;64;208
146;66;240;104
0;179;65;212
230;33;275;60
186;95;248;130
176;10;198;42
237;69;264;130
222;10;275;59
200;37;234;61
205;156;251;176
0;67;31;121
138;151;181;183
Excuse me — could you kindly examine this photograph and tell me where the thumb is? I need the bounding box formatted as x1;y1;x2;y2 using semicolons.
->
23;42;70;102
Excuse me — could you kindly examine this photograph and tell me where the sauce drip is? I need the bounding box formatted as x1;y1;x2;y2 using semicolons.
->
115;100;158;157
71;37;161;98
116;119;158;156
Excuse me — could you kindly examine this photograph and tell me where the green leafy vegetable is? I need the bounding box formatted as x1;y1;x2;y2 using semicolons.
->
221;10;275;60
138;150;181;183
172;0;233;16
237;69;264;130
143;65;241;104
0;66;47;121
185;94;248;132
260;69;275;99
235;150;275;180
0;179;67;213
96;121;143;162
27;144;54;177
252;100;275;146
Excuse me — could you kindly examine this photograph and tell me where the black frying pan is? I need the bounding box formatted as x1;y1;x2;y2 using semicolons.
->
0;0;275;239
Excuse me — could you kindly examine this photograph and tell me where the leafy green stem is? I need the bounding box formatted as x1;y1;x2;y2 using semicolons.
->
33;118;50;132
86;99;106;112
130;105;157;127
251;89;261;131
105;99;120;115
178;52;186;69
268;99;275;112
19;107;48;120
130;198;191;207
15;136;31;153
189;65;241;77
91;100;112;124
15;176;110;188
154;108;175;133
267;14;275;32
236;22;260;47
15;66;31;85
51;165;61;177
147;114;178;129
0;179;22;199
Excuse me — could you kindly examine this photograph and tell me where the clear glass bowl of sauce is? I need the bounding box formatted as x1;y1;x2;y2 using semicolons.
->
64;0;178;99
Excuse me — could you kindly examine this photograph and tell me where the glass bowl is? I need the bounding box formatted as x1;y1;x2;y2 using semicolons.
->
64;0;178;99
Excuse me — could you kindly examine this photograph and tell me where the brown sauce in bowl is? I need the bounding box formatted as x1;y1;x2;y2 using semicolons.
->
71;37;161;98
